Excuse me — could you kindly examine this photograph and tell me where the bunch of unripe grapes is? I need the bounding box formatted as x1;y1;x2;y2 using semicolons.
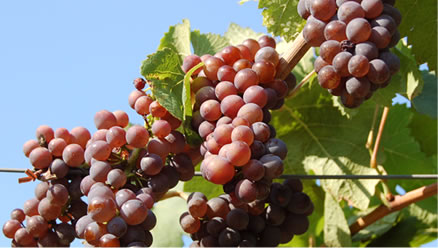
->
300;0;401;108
181;178;313;247
3;84;202;247
178;35;313;246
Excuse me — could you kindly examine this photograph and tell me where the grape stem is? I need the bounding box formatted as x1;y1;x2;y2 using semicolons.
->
276;31;312;80
287;69;316;98
366;105;381;150
349;182;438;235
159;190;188;202
370;106;390;169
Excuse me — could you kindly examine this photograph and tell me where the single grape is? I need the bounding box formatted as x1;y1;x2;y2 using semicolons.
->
220;95;245;118
348;54;370;77
106;126;127;148
219;46;242;65
62;144;84;167
233;59;253;71
235;179;258;203
46;183;69;207
133;77;146;90
379;51;400;75
318;65;341;89
126;125;149;148
88;196;117;223
236;44;252;61
213;124;233;145
94;110;117;130
113;110;129;128
217;65;237;82
260;154;284;180
226;208;249;230
70;126;91;148
203;56;225;81
324;20;347;42
35;125;54;143
337;1;365;23
29;147;53;169
346;18;372;43
182;54;202;74
367;59;390;84
149;100;167;118
215;81;237;101
120;199;148;225
309;0;337;21
200;99;222;121
302;18;326;47
314;56;330;73
345;77;371;98
2;219;21;239
355;41;378;60
38;197;62;221
332;51;352;77
258;35;276;48
234;68;259;93
242;38;261;59
201;156;235;185
369;26;392;49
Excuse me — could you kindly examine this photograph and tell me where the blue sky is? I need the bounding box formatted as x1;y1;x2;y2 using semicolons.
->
0;0;435;247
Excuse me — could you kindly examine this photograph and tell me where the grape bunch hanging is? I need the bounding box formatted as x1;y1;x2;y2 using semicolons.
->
179;36;314;247
2;84;202;246
300;0;401;108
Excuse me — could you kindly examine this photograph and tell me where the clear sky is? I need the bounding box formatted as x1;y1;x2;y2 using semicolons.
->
0;0;435;247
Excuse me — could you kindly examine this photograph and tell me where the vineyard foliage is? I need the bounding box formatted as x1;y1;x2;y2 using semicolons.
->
139;0;437;247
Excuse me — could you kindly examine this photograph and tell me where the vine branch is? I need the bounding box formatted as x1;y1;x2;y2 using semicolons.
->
277;31;311;80
349;182;438;235
370;106;390;169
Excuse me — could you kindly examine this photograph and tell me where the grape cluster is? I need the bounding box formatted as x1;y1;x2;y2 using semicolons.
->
299;0;401;108
179;36;313;246
182;179;313;247
3;81;202;246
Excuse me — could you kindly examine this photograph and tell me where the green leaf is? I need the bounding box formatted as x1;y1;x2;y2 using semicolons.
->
151;183;187;247
272;81;379;210
183;175;224;200
324;194;352;247
258;0;306;42
412;71;437;118
367;197;438;247
140;48;185;120
158;19;191;59
304;156;379;210
396;0;437;72
408;109;437;156
281;181;325;247
181;62;204;146
191;30;230;56
351;207;400;243
380;104;437;192
224;23;264;45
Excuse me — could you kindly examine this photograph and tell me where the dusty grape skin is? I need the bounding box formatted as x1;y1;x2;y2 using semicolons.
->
303;18;326;47
318;65;341;89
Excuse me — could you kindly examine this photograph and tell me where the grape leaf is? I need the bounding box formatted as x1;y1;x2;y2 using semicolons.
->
224;23;264;45
367;197;438;247
150;182;187;247
280;181;325;247
140;48;185;120
190;30;229;56
258;0;306;42
324;193;352;247
408;109;437;157
272;81;379;210
158;19;191;59
380;104;437;192
350;207;400;243
183;175;224;200
412;71;437;118
396;0;437;73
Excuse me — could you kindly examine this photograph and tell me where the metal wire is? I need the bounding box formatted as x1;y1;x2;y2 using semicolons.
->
194;172;438;180
1;168;437;180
